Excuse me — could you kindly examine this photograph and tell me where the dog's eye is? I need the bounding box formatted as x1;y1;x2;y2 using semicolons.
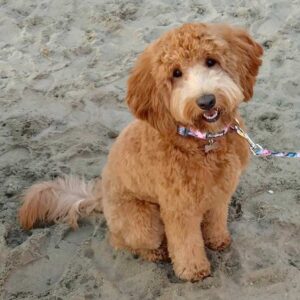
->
173;69;182;78
206;58;217;68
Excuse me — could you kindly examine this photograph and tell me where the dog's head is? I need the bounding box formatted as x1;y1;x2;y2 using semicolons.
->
126;23;263;134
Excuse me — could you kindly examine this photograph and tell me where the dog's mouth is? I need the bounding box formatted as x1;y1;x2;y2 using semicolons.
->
202;108;220;123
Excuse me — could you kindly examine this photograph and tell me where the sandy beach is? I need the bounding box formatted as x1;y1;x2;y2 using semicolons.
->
0;0;300;299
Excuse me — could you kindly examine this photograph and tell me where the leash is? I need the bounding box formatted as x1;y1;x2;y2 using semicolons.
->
232;123;300;158
178;120;300;158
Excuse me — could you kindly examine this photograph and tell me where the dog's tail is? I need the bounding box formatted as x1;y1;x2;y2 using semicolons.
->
19;176;103;230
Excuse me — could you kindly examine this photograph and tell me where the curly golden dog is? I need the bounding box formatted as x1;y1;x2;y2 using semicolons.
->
19;23;263;281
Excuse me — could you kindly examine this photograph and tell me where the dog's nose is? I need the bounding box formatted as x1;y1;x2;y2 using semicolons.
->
197;94;216;110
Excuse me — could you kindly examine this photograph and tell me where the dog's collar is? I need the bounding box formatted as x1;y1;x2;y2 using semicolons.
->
177;125;232;140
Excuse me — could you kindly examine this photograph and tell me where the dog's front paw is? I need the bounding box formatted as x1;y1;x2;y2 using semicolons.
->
205;233;232;251
174;259;211;282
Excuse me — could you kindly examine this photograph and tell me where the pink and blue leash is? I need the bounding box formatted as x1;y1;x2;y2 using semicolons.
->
232;124;300;158
252;148;300;158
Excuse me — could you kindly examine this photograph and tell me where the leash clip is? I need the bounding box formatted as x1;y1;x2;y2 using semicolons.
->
232;124;263;155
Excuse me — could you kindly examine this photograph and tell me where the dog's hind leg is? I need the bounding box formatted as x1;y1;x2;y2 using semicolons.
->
131;236;169;262
104;196;168;261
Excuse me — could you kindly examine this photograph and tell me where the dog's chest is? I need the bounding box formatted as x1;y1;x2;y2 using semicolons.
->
185;145;241;188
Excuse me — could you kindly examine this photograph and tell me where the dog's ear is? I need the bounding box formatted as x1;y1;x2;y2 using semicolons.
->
126;46;176;134
232;29;263;101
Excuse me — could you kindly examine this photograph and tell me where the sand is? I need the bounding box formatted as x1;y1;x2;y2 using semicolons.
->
0;0;299;299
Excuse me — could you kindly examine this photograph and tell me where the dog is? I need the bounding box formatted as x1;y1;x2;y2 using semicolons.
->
19;23;263;282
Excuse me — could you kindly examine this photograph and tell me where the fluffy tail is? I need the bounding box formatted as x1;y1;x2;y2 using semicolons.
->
19;176;103;230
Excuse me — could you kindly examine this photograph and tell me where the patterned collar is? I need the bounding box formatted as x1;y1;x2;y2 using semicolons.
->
177;125;232;140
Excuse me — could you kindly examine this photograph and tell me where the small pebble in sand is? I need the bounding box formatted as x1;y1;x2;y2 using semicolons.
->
84;248;95;258
107;130;119;139
41;47;50;57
